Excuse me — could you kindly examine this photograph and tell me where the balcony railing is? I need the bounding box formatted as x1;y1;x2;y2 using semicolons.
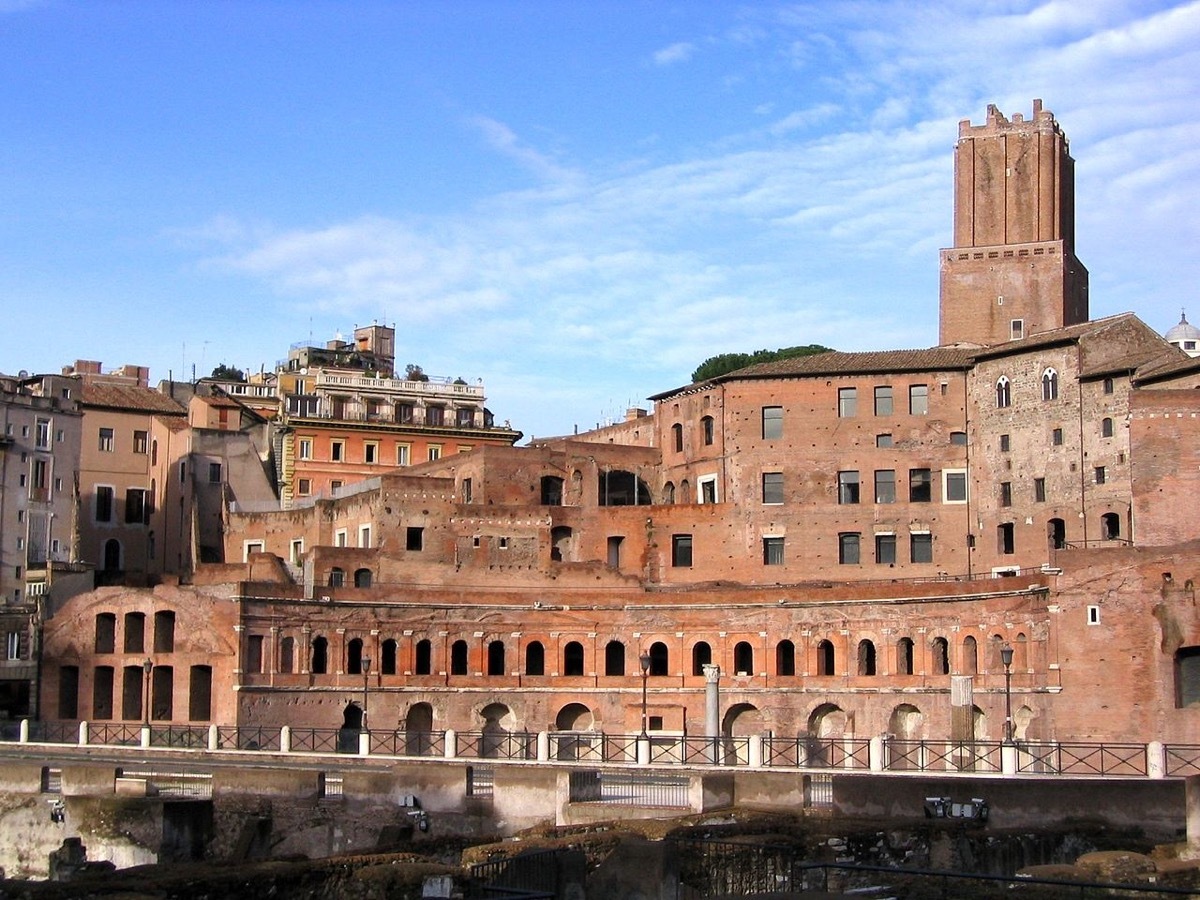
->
315;372;484;399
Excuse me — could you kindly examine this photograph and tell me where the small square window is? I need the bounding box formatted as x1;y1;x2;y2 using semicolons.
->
762;536;784;566
406;527;424;551
762;472;784;505
909;384;928;415
944;470;967;503
837;471;860;504
950;431;967;446
876;433;893;448
297;478;312;496
910;533;933;564
671;534;693;567
133;430;148;454
875;533;896;565
838;532;860;564
98;428;114;452
209;462;222;483
428;445;442;461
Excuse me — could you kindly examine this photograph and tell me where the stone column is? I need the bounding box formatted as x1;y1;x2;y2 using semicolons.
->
950;675;974;743
703;664;721;737
1188;775;1200;854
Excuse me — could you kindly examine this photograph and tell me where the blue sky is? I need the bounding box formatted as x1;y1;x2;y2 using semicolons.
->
2;1;1198;440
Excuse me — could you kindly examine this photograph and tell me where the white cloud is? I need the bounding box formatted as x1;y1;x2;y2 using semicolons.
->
652;41;696;65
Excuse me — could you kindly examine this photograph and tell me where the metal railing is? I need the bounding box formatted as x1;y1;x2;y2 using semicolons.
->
1165;744;1200;777
88;723;143;746
468;848;557;900
887;739;1003;773
149;725;210;749
289;727;352;754
1016;741;1148;777
26;720;78;744
215;725;281;752
118;769;213;800
458;730;537;760
369;729;445;757
567;770;690;807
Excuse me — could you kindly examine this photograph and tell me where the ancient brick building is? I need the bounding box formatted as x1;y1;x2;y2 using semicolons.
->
34;101;1200;750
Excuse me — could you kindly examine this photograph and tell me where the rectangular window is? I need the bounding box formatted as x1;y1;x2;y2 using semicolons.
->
1000;482;1012;507
426;406;445;427
837;387;857;418
910;532;933;563
364;442;378;464
296;478;312;496
875;533;896;565
1034;478;1046;502
6;631;19;660
1094;466;1106;485
909;469;932;502
96;486;114;523
1011;319;1024;340
359;525;372;548
335;530;347;548
330;440;345;462
397;403;414;423
944;470;967;503
462;478;473;503
699;475;717;503
331;480;343;491
762;536;784;566
397;444;411;466
909;384;928;415
950;431;967;446
838;533;861;564
406;526;424;551
98;427;114;452
873;386;893;416
837;471;860;504
671;534;693;567
133;430;148;454
428;445;442;461
762;406;783;440
1052;427;1063;446
762;472;784;505
35;418;50;450
1000;434;1010;452
206;462;221;483
125;488;149;524
999;522;1016;555
290;539;304;564
876;433;893;448
179;461;186;483
298;438;313;460
1103;377;1114;395
874;470;895;504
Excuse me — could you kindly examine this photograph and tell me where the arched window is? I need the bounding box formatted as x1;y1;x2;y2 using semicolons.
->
1101;512;1121;540
563;641;584;676
328;567;345;587
679;479;691;503
1015;632;1029;669
381;639;397;675
604;640;625;676
857;639;876;676
414;639;432;675
672;422;683;452
353;568;372;587
692;641;712;676
450;640;469;675
775;640;795;676
1101;417;1114;438
487;640;505;676
311;636;328;675
663;482;675;504
896;637;914;675
962;635;978;674
701;416;715;445
931;637;949;675
347;637;364;674
526;641;545;676
733;641;754;676
996;376;1011;408
649;641;669;676
1042;368;1059;401
816;640;835;676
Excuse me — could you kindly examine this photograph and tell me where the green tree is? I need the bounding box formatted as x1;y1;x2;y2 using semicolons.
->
405;364;429;382
691;344;833;382
210;363;246;382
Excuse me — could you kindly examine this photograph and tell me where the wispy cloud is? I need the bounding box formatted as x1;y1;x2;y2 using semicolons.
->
652;41;696;65
466;115;577;183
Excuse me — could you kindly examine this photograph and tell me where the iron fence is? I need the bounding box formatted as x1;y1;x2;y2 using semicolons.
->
26;720;79;744
468;848;558;900
774;736;871;770
215;726;281;752
290;727;351;753
458;731;537;760
567;770;689;807
467;765;494;797
149;725;210;749
118;769;213;800
1165;744;1200;777
547;731;606;762
369;729;445;757
887;739;1003;773
1017;741;1148;777
88;723;143;746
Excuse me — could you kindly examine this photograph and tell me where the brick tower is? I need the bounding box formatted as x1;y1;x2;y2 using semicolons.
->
939;100;1089;346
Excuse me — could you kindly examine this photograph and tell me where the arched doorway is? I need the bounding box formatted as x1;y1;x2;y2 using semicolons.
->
888;703;923;769
550;525;572;562
807;703;849;767
405;702;434;756
103;539;122;573
554;702;594;761
721;703;763;765
479;702;514;758
339;702;364;753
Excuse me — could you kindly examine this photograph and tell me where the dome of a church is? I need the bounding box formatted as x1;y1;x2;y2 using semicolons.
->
1166;311;1200;357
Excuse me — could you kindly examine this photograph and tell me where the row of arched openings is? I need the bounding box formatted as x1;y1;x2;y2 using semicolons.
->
284;633;1028;678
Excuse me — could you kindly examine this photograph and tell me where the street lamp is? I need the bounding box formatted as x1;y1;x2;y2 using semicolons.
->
639;650;651;737
361;656;371;733
1000;643;1014;744
142;658;153;726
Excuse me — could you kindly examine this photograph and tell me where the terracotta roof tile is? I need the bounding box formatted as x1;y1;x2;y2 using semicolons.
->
81;383;186;415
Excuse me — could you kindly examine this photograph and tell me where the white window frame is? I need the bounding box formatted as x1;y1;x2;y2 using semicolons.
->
359;525;372;548
397;443;411;466
335;529;348;548
242;540;265;562
1087;605;1101;625
297;438;313;460
290;539;304;565
697;473;720;504
363;441;379;464
428;445;442;461
6;631;18;660
942;469;968;504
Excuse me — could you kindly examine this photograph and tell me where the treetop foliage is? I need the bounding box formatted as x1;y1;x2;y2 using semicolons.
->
210;363;246;382
691;344;834;383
